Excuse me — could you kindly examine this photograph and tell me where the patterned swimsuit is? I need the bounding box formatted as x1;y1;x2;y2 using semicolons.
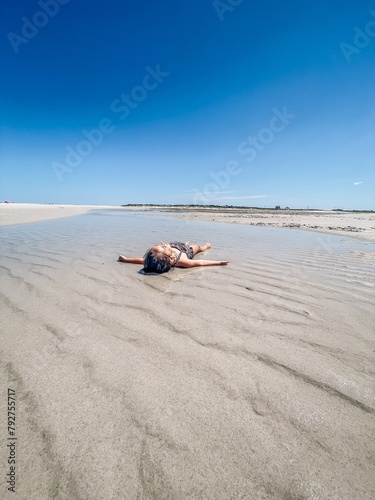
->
169;241;194;266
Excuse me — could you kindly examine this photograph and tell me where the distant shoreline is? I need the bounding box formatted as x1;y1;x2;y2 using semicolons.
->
1;203;374;241
121;204;374;214
119;204;375;241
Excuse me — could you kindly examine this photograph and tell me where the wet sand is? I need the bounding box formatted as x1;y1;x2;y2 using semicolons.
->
0;209;374;499
123;205;375;242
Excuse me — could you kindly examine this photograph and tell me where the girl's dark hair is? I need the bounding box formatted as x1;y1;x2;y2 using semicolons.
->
142;249;173;274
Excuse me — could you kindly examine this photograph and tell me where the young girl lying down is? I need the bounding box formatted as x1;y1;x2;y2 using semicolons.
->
118;241;229;274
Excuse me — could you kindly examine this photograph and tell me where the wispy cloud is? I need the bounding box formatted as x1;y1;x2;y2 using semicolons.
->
353;181;363;185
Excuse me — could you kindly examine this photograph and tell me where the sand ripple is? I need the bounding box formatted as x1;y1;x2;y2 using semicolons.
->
1;215;375;499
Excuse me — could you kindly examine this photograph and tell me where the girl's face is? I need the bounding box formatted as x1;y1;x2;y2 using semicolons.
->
155;242;171;253
152;243;177;264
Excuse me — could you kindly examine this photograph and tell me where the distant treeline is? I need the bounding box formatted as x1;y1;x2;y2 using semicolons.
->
121;204;313;210
120;204;374;212
332;209;374;213
121;203;287;209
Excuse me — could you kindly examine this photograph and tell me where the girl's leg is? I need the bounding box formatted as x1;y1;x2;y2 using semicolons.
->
189;242;211;257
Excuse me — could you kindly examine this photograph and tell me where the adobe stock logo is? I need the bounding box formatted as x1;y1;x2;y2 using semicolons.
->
7;0;71;54
191;106;295;204
212;0;244;22
340;10;375;63
52;65;169;181
237;107;295;162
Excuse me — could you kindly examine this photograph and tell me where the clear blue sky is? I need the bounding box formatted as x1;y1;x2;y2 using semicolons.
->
1;0;374;209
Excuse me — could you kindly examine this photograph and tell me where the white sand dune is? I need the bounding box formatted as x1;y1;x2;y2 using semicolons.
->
0;209;374;499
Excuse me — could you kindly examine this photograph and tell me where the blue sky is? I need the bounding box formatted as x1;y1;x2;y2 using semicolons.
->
1;0;374;209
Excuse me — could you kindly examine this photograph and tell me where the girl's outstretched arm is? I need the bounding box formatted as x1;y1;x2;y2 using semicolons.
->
177;259;228;268
118;255;144;264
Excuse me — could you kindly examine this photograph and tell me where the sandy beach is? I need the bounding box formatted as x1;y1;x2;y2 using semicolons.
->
122;205;375;242
1;205;375;499
0;203;115;227
1;204;375;242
